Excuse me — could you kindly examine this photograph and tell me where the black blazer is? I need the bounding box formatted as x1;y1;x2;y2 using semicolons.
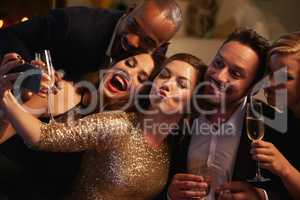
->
155;101;298;200
0;7;123;81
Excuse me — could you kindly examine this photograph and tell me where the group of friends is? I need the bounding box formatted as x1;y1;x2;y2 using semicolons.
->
0;0;299;199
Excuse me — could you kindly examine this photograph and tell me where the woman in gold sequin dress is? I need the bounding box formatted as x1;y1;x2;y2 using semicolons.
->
0;51;160;199
0;53;207;200
0;52;158;142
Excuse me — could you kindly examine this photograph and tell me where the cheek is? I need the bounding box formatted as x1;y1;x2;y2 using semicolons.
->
102;69;114;82
152;79;163;89
131;81;145;95
287;81;300;104
230;80;251;95
178;91;192;106
205;68;215;78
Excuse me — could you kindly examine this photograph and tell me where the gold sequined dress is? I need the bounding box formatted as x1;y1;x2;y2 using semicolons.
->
35;111;170;200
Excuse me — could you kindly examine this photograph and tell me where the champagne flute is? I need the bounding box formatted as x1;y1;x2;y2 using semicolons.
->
189;164;212;199
198;164;212;199
35;50;56;123
246;101;270;182
215;170;232;200
190;163;233;199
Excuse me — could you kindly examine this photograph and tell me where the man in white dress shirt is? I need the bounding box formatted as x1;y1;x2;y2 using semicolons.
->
166;28;271;200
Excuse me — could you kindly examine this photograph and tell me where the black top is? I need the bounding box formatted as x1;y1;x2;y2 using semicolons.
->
0;104;86;200
0;7;123;81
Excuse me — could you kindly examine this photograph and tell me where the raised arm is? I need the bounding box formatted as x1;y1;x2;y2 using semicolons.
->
0;93;48;144
1;88;131;152
0;57;80;144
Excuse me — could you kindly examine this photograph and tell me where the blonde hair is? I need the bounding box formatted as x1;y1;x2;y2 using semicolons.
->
268;31;300;59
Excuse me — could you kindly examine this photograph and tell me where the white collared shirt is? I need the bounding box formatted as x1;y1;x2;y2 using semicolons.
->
187;99;247;184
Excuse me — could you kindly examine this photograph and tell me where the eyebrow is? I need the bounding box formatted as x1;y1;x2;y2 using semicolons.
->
163;67;171;74
232;65;246;77
140;70;149;78
144;36;158;48
178;76;192;84
131;56;138;67
218;54;246;77
165;67;192;83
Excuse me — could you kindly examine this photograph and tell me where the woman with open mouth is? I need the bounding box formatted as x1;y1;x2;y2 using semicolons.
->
99;52;161;110
0;53;207;200
0;49;163;199
0;50;162;142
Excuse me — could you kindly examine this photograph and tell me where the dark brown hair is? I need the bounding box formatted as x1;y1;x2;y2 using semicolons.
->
163;53;207;84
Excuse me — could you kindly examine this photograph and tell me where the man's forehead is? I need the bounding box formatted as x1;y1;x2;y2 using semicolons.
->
218;41;259;67
133;2;176;42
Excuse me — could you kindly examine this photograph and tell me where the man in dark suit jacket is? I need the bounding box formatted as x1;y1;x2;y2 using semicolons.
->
0;0;182;81
163;28;280;200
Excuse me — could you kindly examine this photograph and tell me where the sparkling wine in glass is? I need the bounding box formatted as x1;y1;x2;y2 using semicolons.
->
189;164;211;199
215;170;232;200
35;50;56;123
246;102;270;182
199;165;212;198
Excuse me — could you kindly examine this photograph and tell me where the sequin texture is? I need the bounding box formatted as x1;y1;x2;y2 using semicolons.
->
37;111;170;200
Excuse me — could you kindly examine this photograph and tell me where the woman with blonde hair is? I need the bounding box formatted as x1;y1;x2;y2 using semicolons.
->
251;31;300;200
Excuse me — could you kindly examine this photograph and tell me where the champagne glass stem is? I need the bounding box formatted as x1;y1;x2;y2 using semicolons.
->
47;90;55;123
256;160;262;179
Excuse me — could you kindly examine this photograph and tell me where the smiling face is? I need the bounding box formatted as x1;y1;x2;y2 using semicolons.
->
100;53;155;103
149;60;198;114
265;53;300;108
203;41;260;107
111;1;176;60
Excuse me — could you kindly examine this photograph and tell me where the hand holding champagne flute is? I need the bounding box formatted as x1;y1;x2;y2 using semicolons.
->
246;101;270;182
198;165;212;199
191;164;232;200
35;50;56;122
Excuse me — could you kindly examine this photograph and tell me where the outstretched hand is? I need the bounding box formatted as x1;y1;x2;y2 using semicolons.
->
0;53;63;99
